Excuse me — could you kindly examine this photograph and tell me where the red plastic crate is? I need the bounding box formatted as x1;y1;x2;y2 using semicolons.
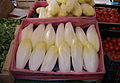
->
27;1;96;19
10;18;105;81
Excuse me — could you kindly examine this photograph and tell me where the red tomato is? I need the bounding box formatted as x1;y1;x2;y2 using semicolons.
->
107;37;111;42
112;39;117;43
109;46;113;50
115;47;119;51
117;38;120;42
105;44;109;48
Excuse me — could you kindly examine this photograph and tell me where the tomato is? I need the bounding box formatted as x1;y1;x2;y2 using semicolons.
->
109;46;113;50
112;39;117;43
111;9;117;12
115;47;119;51
105;44;109;48
117;38;120;42
107;37;111;41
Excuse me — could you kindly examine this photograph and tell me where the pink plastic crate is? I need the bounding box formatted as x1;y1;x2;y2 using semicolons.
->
27;1;96;19
10;18;105;81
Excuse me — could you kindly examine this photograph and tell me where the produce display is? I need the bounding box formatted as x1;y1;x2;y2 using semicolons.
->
16;22;100;72
0;19;21;72
95;8;120;23
100;27;120;31
35;0;95;18
110;27;120;30
102;37;120;60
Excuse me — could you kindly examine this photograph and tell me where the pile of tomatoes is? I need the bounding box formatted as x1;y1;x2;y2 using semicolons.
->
95;8;120;23
110;27;120;30
102;37;120;60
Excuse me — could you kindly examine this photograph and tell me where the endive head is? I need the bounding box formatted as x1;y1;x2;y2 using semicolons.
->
44;24;56;50
19;39;32;49
59;41;70;55
76;27;87;45
34;41;46;50
21;23;33;41
48;45;58;57
83;41;96;55
87;24;100;52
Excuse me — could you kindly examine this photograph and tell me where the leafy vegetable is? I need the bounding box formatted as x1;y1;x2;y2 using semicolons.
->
0;18;21;72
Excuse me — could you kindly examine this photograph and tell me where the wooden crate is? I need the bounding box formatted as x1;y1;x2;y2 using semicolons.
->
0;26;20;83
0;40;15;83
16;0;46;8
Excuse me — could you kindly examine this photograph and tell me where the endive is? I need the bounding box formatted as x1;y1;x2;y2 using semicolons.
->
31;24;45;47
29;41;46;71
72;1;82;17
65;22;76;46
57;0;67;4
21;24;33;41
66;0;76;13
41;46;58;71
39;7;47;18
87;24;100;52
48;0;60;16
44;24;56;49
83;41;99;72
16;39;32;69
55;23;65;47
76;27;87;45
71;38;83;72
58;3;68;16
59;42;70;72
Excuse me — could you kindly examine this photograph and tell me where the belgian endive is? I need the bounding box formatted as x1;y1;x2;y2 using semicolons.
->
21;24;33;41
44;24;56;49
41;46;58;71
76;27;87;45
59;42;70;72
71;38;83;72
39;7;47;18
83;41;99;72
31;24;45;47
87;24;100;52
16;39;32;69
55;23;65;47
29;41;46;71
65;22;76;46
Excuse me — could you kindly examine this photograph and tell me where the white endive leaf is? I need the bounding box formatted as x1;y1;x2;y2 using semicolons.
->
41;46;58;71
16;39;32;69
48;0;60;16
31;24;45;47
87;24;100;52
44;24;56;49
76;27;87;45
65;22;76;46
71;38;83;72
83;41;99;72
59;42;70;72
55;23;65;47
21;24;33;41
39;7;47;18
29;41;46;71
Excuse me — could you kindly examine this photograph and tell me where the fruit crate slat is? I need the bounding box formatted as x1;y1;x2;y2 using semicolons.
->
95;4;120;8
98;22;120;26
0;40;15;83
98;22;120;32
16;0;46;8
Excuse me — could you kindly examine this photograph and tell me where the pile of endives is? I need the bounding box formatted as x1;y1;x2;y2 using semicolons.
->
16;22;100;72
36;0;95;18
